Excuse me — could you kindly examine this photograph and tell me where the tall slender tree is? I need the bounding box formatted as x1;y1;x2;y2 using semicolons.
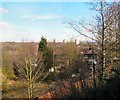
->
38;37;53;71
66;2;119;86
38;37;47;53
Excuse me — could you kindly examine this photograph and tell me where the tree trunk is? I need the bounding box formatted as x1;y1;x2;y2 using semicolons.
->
101;2;106;84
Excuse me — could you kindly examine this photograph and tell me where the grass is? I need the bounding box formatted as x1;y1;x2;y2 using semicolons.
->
2;79;49;98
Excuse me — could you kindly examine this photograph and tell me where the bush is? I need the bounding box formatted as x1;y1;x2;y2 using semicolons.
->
42;72;55;82
64;76;120;100
6;66;17;80
2;74;9;92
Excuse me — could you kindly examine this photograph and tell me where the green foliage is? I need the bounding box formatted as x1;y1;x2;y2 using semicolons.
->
38;37;47;53
70;60;81;74
43;48;53;71
2;47;17;80
6;66;17;80
2;74;9;92
62;42;79;61
2;81;9;92
43;72;55;82
57;71;69;80
38;37;53;71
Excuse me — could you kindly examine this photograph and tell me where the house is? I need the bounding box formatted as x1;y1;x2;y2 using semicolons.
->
82;47;97;65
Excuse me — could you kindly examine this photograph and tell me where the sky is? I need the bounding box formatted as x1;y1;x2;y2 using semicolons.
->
0;2;97;42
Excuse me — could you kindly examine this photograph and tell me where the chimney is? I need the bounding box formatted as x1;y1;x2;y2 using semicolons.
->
75;39;77;45
53;39;56;43
63;39;65;43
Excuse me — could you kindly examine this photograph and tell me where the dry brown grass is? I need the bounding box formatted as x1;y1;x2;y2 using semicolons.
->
2;80;49;98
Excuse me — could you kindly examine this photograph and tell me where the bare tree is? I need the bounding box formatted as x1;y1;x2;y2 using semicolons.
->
65;1;119;86
14;57;49;98
12;42;49;98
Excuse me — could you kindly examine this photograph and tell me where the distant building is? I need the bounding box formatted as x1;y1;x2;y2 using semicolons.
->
81;47;98;74
82;48;97;65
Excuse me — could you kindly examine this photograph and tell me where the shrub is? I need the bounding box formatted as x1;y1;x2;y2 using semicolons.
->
64;76;120;100
2;74;9;92
5;66;17;80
